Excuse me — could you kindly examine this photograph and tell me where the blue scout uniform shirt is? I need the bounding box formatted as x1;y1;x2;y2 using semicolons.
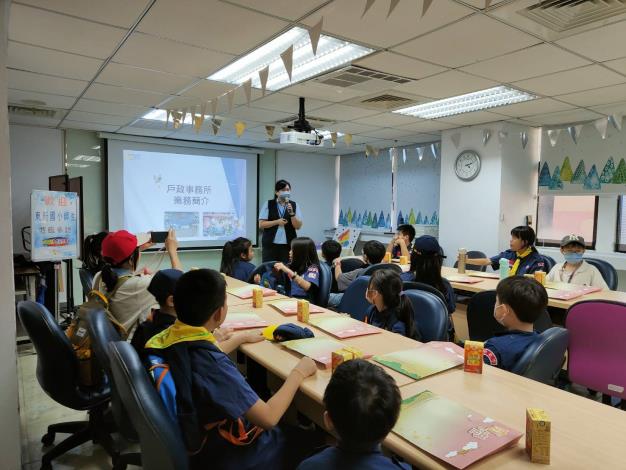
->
483;330;539;371
297;445;410;470
489;248;545;276
366;305;410;338
289;264;320;300
259;201;303;245
231;260;256;282
398;272;456;314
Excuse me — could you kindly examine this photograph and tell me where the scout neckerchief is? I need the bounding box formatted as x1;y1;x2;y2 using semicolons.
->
509;247;533;276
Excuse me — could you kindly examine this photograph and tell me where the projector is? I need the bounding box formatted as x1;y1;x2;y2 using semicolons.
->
279;130;323;146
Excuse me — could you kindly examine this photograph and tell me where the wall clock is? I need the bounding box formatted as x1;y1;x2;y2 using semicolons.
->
455;150;481;181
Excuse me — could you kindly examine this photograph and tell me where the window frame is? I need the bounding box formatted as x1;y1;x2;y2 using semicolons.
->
535;194;599;250
615;195;626;253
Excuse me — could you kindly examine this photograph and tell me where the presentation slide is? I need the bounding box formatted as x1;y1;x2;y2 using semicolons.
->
107;138;258;249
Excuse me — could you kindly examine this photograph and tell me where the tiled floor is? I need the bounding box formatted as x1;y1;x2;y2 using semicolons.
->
18;345;134;470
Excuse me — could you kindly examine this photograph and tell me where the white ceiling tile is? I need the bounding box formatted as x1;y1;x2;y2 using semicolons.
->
97;63;196;95
393;14;540;68
603;57;626;76
436;111;506;126
65;110;132;126
9;4;126;59
524;109;604;126
462;0;506;7
61;120;120;132
73;98;150;117
460;43;591;83
113;32;234;78
327;121;378;135
227;0;328;21
182;80;237;100
8;89;76;109
354;52;447;80
359;128;425;139
137;0;287;54
117;127;173;138
394;70;498;99
228;106;293;123
251;93;331;113
556;20;626;62
352;112;424;127
16;0;151;28
556;83;626;108
8;41;102;80
302;0;473;49
513;65;626;96
314;103;380;121
494;98;575;118
589;101;626;116
397;120;459;133
9;113;61;127
283;81;369;102
8;69;87;97
83;83;170;107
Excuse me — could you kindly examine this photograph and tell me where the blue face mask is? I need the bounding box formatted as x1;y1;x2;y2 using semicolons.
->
279;191;291;200
563;252;583;264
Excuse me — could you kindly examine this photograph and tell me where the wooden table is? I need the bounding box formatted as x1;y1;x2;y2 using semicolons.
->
223;276;626;469
441;266;626;309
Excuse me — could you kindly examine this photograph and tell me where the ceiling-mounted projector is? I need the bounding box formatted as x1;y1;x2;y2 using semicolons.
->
279;97;323;146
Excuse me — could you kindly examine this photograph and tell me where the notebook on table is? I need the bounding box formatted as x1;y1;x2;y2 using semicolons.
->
445;275;484;284
309;315;381;339
393;390;522;469
227;286;277;299
374;342;464;380
221;313;269;330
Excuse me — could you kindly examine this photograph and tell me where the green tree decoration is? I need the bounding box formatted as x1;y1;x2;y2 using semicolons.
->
584;164;601;191
600;157;615;184
408;208;416;225
416;211;423;224
347;208;353;225
561;156;573;182
571;160;587;184
549;165;563;190
611;158;626;184
538;162;551;187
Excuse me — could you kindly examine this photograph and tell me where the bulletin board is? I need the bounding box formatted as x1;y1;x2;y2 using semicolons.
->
30;190;80;262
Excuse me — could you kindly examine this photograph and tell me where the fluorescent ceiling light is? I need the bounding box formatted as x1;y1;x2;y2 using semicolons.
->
208;26;374;92
74;155;101;162
393;86;537;119
67;163;90;168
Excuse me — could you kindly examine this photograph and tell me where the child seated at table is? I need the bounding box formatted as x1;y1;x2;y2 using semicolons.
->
386;224;415;259
321;240;342;294
547;234;608;289
145;268;318;470
483;276;547;371
220;237;256;282
364;269;420;340
297;359;409;470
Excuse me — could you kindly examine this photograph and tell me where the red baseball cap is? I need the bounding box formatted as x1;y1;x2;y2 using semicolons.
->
101;230;139;264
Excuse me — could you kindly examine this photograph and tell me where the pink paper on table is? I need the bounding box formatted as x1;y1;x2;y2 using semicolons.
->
221;313;268;330
281;337;347;367
468;272;499;279
445;275;483;284
374;342;464;380
546;285;602;300
227;286;276;299
269;300;325;316
393;390;522;469
309;315;381;339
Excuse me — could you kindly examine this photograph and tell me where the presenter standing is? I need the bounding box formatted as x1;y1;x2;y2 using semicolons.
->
259;179;303;263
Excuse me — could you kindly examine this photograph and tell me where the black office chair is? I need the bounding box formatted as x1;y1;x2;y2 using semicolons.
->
541;255;557;272
585;257;618;290
511;327;569;385
314;262;332;307
246;260;278;284
87;309;141;470
403;290;449;341
453;250;488;272
79;267;94;300
341;258;366;273
361;263;402;276
337;275;371;321
17;301;115;470
402;281;447;307
109;341;189;470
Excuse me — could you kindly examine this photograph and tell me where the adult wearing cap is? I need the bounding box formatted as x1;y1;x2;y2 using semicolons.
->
94;228;181;332
546;234;608;289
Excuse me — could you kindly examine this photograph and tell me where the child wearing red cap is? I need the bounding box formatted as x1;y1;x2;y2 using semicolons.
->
93;228;181;333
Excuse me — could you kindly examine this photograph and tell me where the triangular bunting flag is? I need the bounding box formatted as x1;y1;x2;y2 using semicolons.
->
498;130;508;142
308;17;323;56
243;78;252;106
280;45;294;82
227;89;235;112
568;124;583;144
422;0;434;17
450;132;461;148
485;0;492;8
165;109;171;127
482;129;491;146
211;118;222;135
330;131;337;147
362;0;376;17
258;66;269;97
344;133;353;147
365;144;373;158
282;126;290;133
193;106;205;133
402;148;407;163
172;110;183;129
181;107;189;125
387;0;400;17
265;125;275;139
609;113;623;131
431;142;439;159
416;146;424;161
594;117;609;139
235;121;246;137
547;129;561;147
521;130;528;149
211;98;218;117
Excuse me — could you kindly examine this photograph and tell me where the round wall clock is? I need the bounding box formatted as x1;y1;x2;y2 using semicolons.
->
454;150;481;181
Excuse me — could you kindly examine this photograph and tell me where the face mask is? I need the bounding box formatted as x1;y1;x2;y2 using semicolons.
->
279;191;291;200
493;304;505;325
563;252;583;264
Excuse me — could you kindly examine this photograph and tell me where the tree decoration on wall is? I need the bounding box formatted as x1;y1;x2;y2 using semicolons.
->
611;158;626;184
397;211;404;226
584;164;601;191
538;162;551;187
560;156;573;182
371;212;379;229
571;160;587;184
355;213;362;228
416;211;423;224
408;208;416;225
600;157;616;184
367;211;373;226
378;211;385;228
549;165;563;190
347;208;353;225
385;213;391;229
338;209;344;226
430;211;439;225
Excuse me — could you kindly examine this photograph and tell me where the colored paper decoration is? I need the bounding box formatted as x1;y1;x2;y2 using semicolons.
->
549;165;563;190
560;156;573;182
611;158;626;184
408;208;416;225
378;211;385;228
600;157;615;184
571;160;587;184
583;164;601;191
538;162;551;187
397;211;404;227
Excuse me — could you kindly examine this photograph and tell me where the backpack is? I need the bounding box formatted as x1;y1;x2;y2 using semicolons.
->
66;275;131;387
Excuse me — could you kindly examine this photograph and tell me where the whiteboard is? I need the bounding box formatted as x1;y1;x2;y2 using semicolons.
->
30;190;80;262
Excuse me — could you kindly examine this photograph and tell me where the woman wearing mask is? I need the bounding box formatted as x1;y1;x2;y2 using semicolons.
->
258;179;303;263
546;234;608;289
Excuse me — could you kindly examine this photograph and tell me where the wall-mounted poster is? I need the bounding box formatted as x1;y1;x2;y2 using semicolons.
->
30;190;80;262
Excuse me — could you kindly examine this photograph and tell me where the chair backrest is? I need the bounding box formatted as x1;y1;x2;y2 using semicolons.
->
565;300;626;399
541;255;557;272
109;341;189;470
337;275;371;321
246;260;278;284
314;262;332;307
511;327;569;384
584;257;618;290
453;250;488;272
402;281;447;306
87;309;137;440
79;267;94;299
17;300;108;410
341;258;365;273
466;291;506;342
361;263;402;276
402;290;449;342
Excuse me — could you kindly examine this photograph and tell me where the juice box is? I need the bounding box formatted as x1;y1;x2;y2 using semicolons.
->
526;408;551;464
399;255;408;265
252;288;263;308
464;340;484;373
296;299;310;323
384;252;392;263
534;271;547;286
331;346;363;373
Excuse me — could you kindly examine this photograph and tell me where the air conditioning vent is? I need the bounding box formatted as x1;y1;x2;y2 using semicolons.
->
520;0;626;32
343;90;423;111
8;105;59;118
313;66;414;93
